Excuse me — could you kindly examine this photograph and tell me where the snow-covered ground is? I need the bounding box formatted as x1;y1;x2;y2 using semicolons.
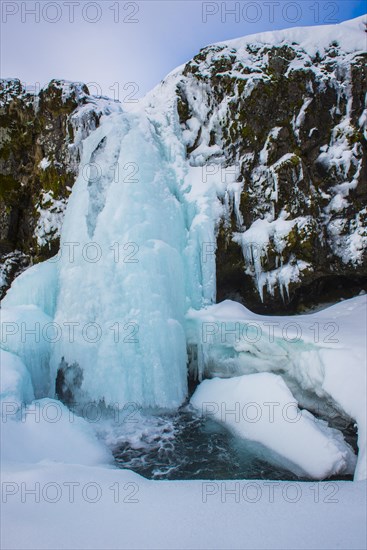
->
2;464;366;550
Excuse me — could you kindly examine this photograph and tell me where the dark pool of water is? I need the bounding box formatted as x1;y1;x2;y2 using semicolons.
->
112;408;355;481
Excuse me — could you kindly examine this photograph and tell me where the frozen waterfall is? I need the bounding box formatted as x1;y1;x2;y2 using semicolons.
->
2;101;219;408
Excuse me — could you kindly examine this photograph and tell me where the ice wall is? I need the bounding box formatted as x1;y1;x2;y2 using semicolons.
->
0;101;220;409
48;111;187;407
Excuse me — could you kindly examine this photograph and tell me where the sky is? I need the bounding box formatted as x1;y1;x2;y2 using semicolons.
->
1;0;366;99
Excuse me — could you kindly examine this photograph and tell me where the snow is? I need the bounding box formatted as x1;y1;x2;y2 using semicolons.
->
0;377;365;548
35;190;68;248
217;15;367;57
191;372;356;479
40;80;89;104
327;207;367;266
233;213;312;299
38;157;51;170
1;463;366;550
187;295;367;481
294;97;313;140
0;251;29;295
1;399;111;466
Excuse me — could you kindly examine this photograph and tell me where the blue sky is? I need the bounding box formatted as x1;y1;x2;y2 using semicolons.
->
1;1;366;99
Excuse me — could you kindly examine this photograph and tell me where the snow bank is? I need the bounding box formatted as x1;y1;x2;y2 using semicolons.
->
1;462;366;550
1;399;112;466
191;373;356;479
187;295;367;480
217;15;367;57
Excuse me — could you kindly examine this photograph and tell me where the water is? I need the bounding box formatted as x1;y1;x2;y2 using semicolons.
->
111;408;354;481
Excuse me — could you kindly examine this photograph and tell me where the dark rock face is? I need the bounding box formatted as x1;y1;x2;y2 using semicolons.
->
175;40;367;312
0;78;116;297
55;359;84;406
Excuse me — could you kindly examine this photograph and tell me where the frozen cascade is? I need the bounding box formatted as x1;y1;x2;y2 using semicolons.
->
1;102;218;408
51;110;199;408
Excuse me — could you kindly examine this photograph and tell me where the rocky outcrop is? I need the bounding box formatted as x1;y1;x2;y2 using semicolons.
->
174;28;367;312
0;78;119;297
